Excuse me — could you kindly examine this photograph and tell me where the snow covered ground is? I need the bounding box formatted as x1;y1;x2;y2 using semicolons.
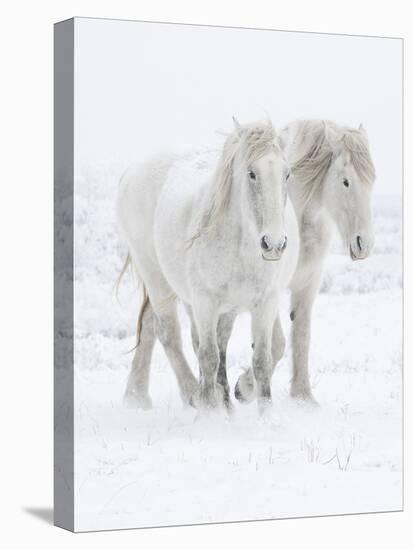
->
72;164;402;532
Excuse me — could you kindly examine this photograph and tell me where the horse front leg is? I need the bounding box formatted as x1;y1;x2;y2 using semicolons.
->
235;315;285;403
186;305;236;410
216;310;237;410
251;299;279;414
290;278;321;404
192;298;221;409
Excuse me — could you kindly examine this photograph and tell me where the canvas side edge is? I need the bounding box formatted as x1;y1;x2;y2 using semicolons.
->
54;17;75;532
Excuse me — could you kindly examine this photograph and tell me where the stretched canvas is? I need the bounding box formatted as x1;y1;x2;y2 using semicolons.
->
54;17;403;532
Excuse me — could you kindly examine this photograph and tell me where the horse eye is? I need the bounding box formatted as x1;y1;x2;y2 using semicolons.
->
343;178;350;188
248;170;256;181
286;171;290;181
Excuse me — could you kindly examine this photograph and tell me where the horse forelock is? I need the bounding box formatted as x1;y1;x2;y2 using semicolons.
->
341;129;376;185
290;120;375;206
290;120;334;205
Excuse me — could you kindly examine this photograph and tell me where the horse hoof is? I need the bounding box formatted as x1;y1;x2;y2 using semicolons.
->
181;379;199;407
222;391;234;414
234;382;247;403
123;392;153;410
188;394;197;409
257;397;273;418
290;388;319;408
234;373;256;403
190;384;226;411
305;396;320;408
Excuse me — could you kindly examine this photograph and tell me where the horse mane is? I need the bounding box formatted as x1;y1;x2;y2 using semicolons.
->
341;127;376;184
290;119;376;206
188;121;279;245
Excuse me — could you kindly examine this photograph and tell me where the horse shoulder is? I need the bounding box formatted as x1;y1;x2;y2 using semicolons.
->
153;156;214;303
118;155;174;226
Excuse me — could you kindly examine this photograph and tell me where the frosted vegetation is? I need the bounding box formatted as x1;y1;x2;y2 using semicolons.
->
71;161;402;531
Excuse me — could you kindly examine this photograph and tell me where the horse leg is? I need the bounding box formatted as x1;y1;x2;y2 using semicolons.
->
251;300;279;414
184;303;200;356
126;248;198;406
271;316;286;374
235;316;285;403
153;300;198;405
216;310;237;410
124;299;156;410
289;277;321;403
186;306;235;408
191;297;221;409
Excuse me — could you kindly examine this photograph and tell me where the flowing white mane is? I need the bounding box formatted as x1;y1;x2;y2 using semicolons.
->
289;119;376;205
189;122;280;244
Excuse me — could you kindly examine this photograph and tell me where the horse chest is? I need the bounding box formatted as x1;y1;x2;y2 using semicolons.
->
290;212;331;290
193;230;278;305
218;252;277;306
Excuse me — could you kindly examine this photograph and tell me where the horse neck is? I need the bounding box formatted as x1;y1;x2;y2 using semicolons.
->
209;170;251;248
217;172;246;235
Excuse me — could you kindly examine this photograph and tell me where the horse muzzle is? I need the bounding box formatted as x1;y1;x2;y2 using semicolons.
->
349;235;373;261
261;234;287;261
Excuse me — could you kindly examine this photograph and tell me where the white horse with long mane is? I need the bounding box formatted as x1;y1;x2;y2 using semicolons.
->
117;119;299;412
234;119;376;404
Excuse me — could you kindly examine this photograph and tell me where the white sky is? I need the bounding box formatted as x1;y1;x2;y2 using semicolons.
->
74;18;402;195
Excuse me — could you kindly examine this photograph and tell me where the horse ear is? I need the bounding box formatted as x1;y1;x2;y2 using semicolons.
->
232;116;242;135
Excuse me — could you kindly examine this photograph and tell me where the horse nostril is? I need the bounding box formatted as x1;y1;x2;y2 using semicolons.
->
356;235;362;252
261;235;272;252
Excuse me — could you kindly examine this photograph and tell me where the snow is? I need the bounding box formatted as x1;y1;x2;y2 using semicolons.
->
71;163;402;532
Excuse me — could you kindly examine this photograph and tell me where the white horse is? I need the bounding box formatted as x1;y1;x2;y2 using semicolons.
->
117;119;299;412
234;119;376;404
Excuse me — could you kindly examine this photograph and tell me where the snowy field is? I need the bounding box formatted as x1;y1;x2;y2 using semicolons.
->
72;164;402;532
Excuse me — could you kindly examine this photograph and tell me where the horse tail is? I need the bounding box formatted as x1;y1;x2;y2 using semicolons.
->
117;254;151;353
116;251;175;352
136;286;150;346
114;252;131;299
122;286;150;355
